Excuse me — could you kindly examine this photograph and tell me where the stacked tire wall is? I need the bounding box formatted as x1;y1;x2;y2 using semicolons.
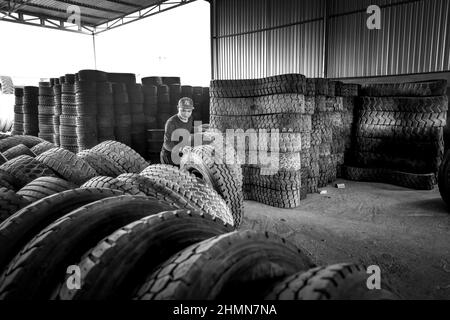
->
343;80;448;190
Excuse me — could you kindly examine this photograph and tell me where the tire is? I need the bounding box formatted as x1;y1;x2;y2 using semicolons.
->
0;169;18;190
0;188;30;223
91;141;148;174
59;210;233;300
342;166;436;190
180;145;244;226
0;153;7;165
0;155;57;188
36;148;97;185
356;125;443;142
81;176;145;195
140;165;235;226
0;76;14;94
0;195;176;300
135;230;315;300
360;80;448;97
250;185;301;208
359;96;448;113
76;149;124;177
438;150;450;207
17;177;77;203
30;141;56;155
265;264;399;300
2;144;36;160
0;188;124;275
357;111;446;128
0;136;44;152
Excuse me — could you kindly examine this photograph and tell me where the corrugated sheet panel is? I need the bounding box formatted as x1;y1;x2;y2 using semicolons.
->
329;0;407;16
328;0;450;77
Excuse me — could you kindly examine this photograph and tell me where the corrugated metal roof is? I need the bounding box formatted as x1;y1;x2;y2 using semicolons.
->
0;0;164;27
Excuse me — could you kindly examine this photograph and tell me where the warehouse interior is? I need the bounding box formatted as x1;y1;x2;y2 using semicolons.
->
0;0;449;301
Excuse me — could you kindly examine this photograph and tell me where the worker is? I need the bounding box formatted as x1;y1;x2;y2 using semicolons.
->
161;97;194;166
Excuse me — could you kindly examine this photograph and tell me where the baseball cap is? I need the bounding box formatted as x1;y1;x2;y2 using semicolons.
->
178;97;195;110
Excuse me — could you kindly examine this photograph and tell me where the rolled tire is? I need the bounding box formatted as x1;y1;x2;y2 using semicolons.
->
0;195;176;300
81;176;145;195
36;148;97;185
0;155;57;188
17;177;77;203
0;188;124;275
0;136;44;152
2;144;36;160
180;145;244;226
30;141;56;156
140;164;235;226
135;230;315;300
265;264;399;300
59;209;233;300
0;188;30;223
91;140;148;174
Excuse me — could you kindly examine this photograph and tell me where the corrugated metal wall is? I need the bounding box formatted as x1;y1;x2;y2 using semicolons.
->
212;0;450;79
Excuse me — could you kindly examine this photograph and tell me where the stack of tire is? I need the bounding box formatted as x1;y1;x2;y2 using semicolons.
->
210;74;307;208
75;77;98;151
22;86;39;136
97;81;115;142
201;87;210;124
343;79;448;190
192;86;203;122
128;84;146;157
53;82;62;146
12;88;24;135
60;75;78;153
143;83;158;130
37;82;55;143
113;83;131;146
157;84;171;128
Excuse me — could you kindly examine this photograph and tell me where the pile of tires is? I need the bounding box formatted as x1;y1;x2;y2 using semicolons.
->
22;86;39;136
60;76;78;153
343;80;448;190
75;77;99;150
127;84;146;157
12;87;24;135
38;82;55;143
53;82;62;146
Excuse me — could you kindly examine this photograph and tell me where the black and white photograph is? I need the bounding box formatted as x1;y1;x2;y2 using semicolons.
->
0;0;449;312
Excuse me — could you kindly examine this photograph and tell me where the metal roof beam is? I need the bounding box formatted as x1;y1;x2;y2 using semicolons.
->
55;1;128;15
94;0;197;35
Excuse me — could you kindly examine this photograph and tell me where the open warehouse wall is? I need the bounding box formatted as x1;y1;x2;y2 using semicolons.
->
0;21;94;85
211;0;450;79
95;0;211;87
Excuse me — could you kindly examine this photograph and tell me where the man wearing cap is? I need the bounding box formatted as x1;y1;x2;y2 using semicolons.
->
160;97;195;165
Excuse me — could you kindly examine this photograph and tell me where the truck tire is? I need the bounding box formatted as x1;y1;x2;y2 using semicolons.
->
60;210;233;300
0;195;175;300
2;144;36;160
77;149;124;177
30;141;56;156
0;188;30;223
17;177;77;203
36;148;97;185
265;264;399;300
360;80;447;97
81;176;145;195
0;136;44;152
0;188;124;275
135;230;314;300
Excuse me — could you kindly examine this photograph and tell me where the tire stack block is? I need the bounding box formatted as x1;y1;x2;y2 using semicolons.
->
60;76;78;154
53;82;62;146
192;86;203;122
201;87;210;124
169;83;181;116
97;82;115;142
12;88;24;136
37;82;55;144
23;86;39;137
210;74;308;208
128;84;147;157
113;83;132;146
343;79;448;190
143;84;158;130
75;79;98;151
157;84;171;128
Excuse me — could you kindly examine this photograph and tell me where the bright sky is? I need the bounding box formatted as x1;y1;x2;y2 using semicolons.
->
0;0;211;87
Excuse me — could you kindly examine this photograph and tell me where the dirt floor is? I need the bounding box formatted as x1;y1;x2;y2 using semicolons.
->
241;180;450;300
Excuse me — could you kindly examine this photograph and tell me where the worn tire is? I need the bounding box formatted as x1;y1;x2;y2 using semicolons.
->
17;177;77;203
0;169;18;190
135;230;315;300
77;149;124;177
81;176;145;195
0;136;44;152
60;210;233;300
30;141;56;156
2;144;36;160
36;148;97;185
0;195;176;300
265;264;399;300
0;188;124;275
360;80;448;97
140;165;235;226
0;188;30;223
0;155;57;188
180;145;244;226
